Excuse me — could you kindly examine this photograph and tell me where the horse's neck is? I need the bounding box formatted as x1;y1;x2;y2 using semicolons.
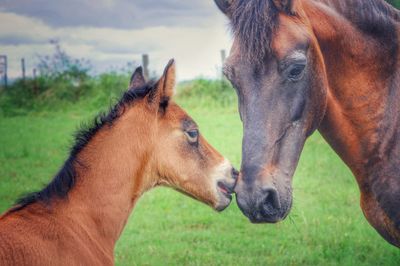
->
306;1;400;183
57;114;154;250
304;1;400;245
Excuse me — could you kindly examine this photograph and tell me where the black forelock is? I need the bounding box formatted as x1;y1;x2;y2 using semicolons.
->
10;81;156;213
230;0;279;64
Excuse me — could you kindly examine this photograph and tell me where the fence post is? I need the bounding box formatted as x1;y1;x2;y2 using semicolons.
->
33;68;37;79
142;54;149;80
221;49;226;65
21;58;26;80
220;50;227;79
0;55;7;89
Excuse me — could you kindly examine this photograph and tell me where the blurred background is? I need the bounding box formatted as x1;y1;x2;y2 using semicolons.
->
0;1;399;265
0;0;231;82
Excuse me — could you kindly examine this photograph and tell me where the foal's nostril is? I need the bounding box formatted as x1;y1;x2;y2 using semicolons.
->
231;168;239;180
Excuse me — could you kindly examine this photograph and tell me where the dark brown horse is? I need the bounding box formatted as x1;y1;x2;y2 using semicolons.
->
0;60;237;265
214;0;400;247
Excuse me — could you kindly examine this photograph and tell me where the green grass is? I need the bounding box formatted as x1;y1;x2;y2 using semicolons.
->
0;92;399;265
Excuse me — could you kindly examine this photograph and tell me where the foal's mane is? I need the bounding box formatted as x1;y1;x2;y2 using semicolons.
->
230;0;399;64
11;81;156;212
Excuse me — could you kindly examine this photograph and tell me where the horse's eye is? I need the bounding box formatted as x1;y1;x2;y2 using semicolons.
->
287;64;306;81
185;129;199;144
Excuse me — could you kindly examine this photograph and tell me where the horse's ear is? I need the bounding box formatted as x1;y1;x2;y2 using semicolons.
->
152;59;176;112
214;0;233;17
129;66;146;90
272;0;295;14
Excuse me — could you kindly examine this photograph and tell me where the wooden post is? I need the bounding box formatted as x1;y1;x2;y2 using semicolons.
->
221;49;227;65
142;54;149;80
21;58;26;80
220;50;227;79
33;68;37;79
0;55;7;88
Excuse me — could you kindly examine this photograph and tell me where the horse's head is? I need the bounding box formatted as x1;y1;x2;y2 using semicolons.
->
215;0;329;222
128;60;238;211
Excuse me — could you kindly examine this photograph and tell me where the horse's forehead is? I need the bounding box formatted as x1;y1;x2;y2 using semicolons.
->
229;16;310;65
271;14;311;59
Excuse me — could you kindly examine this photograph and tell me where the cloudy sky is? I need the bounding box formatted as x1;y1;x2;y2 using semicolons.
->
0;0;232;81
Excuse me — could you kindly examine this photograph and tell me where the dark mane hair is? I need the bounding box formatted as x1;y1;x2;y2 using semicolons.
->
319;0;400;21
11;81;156;212
317;0;400;38
229;0;399;64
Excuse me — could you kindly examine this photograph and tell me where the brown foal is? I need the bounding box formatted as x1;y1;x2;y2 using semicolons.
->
0;60;237;265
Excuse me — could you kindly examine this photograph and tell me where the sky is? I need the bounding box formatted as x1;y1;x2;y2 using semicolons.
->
0;0;232;81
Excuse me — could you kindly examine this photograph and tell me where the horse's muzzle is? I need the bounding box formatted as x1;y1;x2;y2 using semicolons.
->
235;184;292;223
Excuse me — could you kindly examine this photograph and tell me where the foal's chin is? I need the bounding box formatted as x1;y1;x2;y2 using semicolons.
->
214;191;233;212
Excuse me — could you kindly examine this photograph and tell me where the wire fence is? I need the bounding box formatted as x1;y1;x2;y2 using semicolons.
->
0;50;228;90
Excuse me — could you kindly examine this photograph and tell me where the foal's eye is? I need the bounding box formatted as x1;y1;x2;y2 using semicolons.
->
287;64;306;81
185;129;199;144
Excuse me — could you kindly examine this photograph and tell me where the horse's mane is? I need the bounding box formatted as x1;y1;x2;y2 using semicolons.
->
229;0;399;64
11;81;156;213
316;0;400;37
317;0;400;22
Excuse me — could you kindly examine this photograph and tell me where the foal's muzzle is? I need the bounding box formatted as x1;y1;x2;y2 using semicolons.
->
215;167;239;212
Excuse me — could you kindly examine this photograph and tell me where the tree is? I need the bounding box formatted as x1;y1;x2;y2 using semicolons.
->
37;40;91;80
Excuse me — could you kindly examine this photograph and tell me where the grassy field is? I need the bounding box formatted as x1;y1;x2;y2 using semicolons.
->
0;86;399;265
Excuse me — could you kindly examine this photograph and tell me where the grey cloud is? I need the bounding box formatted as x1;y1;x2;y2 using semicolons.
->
93;42;159;55
0;0;218;29
0;34;49;45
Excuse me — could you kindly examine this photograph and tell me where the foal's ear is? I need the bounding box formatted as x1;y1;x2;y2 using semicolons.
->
160;59;176;99
214;0;233;17
272;0;295;14
129;66;146;90
153;59;176;112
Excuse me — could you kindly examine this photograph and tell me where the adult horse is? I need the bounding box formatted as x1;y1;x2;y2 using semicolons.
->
214;0;400;247
0;61;237;265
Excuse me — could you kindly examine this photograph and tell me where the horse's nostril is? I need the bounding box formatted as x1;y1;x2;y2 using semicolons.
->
231;168;239;179
262;187;281;210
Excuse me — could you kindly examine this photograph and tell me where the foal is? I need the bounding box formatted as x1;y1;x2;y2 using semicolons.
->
0;60;237;265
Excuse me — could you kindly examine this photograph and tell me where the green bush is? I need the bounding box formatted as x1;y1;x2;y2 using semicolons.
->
0;75;236;116
84;72;130;110
0;74;130;116
177;79;236;108
0;76;93;116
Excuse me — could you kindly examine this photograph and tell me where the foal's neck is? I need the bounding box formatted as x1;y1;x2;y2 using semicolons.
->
58;110;155;250
306;1;400;182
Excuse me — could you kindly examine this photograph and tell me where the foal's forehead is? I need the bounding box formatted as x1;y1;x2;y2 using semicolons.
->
166;103;197;128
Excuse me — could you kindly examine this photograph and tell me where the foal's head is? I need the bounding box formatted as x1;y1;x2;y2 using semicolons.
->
215;0;329;222
126;60;237;211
